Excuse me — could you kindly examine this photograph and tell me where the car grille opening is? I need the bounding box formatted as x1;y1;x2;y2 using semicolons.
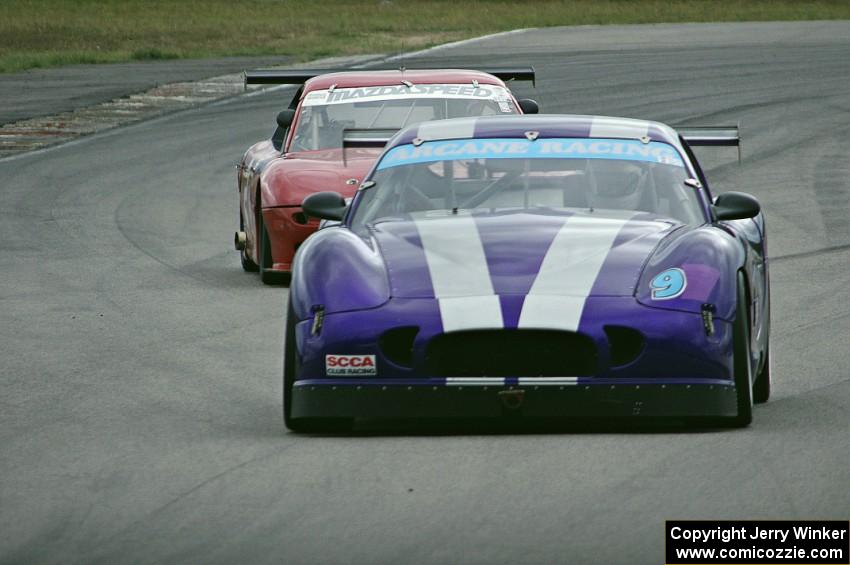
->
379;326;419;368
604;325;645;367
424;329;597;377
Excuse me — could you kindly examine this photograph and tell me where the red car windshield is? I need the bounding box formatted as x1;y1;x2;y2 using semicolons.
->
290;85;517;152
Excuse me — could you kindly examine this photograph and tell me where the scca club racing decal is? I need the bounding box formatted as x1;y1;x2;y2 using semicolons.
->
650;268;687;300
325;354;377;376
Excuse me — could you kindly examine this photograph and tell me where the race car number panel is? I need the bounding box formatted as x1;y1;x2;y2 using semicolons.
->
650;268;687;300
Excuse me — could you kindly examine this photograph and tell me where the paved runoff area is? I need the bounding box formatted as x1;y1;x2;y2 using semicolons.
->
2;20;850;564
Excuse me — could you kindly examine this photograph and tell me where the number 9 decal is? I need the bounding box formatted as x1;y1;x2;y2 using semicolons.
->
650;268;687;300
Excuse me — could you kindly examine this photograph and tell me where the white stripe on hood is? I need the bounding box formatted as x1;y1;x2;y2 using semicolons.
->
414;212;503;332
519;212;636;331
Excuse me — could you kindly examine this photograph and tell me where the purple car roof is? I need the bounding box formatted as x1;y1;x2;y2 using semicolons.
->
388;114;684;150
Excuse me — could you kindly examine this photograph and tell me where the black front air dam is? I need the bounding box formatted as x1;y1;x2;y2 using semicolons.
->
290;381;738;422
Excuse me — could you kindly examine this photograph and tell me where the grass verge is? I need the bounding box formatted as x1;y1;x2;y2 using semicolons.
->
2;0;850;74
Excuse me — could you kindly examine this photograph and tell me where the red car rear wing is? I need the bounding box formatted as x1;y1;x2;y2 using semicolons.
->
244;67;536;87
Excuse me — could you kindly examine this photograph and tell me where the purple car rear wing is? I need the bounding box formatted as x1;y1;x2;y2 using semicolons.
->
342;128;399;147
340;128;400;166
678;125;741;162
678;125;739;147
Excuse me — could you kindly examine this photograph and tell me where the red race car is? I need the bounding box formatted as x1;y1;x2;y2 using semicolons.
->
234;67;538;283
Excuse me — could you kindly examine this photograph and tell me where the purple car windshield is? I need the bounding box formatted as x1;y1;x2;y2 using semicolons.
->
352;137;704;226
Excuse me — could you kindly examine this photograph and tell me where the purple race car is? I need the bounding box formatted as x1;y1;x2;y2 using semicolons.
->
285;114;770;431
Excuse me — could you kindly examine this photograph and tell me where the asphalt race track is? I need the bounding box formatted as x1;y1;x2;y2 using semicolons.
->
2;21;849;564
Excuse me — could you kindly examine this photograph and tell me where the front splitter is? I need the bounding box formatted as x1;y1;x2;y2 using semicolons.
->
290;378;739;420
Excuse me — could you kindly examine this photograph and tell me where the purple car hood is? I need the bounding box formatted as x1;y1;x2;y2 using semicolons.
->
369;209;680;300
